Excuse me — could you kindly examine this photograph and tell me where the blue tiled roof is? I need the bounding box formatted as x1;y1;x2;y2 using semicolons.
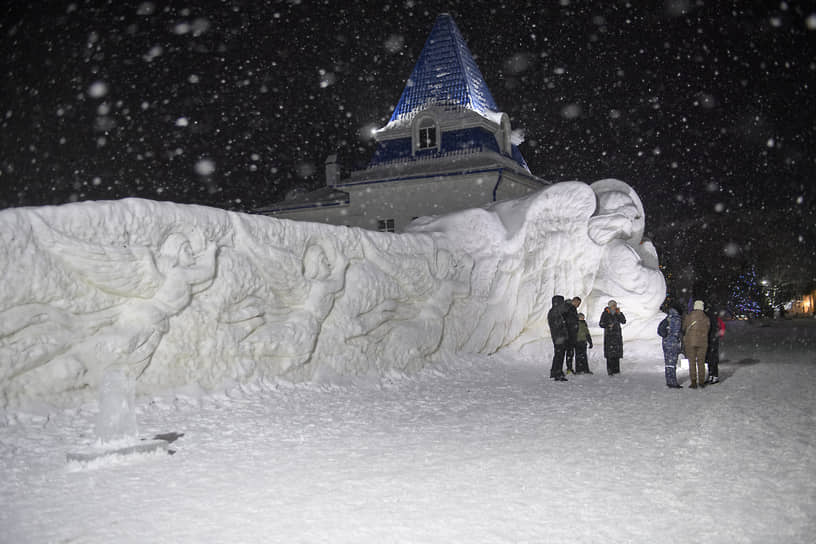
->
389;14;500;122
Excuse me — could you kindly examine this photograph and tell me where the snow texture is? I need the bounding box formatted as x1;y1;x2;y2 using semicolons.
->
0;179;665;408
2;319;815;543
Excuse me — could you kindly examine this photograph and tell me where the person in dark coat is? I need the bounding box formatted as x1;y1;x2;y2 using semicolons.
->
574;312;593;374
563;296;581;374
599;299;626;375
547;295;569;381
659;302;683;388
705;306;725;384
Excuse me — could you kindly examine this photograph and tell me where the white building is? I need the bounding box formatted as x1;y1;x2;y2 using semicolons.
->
257;13;549;232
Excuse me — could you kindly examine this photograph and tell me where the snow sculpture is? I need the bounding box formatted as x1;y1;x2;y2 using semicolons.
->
311;231;472;377
408;181;604;355
95;365;138;443
219;228;348;378
0;180;665;408
584;179;666;337
0;212;217;404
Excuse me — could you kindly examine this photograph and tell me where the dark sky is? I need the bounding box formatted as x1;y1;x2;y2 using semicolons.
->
2;0;815;292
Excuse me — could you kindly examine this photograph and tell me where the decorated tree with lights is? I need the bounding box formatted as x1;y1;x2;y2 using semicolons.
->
727;265;763;318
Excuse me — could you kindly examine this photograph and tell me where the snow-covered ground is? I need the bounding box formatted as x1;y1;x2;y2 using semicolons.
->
2;318;814;543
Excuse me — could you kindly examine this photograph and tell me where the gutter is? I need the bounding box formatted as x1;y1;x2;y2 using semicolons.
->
256;198;349;214
337;167;502;188
492;168;504;201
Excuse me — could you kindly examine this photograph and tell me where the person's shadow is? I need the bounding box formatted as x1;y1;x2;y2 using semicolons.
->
717;358;761;381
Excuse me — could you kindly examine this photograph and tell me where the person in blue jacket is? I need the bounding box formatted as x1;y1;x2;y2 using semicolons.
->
659;301;684;388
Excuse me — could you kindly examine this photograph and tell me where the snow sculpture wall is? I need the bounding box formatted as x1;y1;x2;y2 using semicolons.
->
0;180;665;407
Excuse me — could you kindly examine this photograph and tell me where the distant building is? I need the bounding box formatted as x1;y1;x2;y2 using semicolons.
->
790;289;816;317
257;13;548;232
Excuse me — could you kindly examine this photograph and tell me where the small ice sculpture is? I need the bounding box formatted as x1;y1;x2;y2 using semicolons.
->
67;366;171;462
95;366;138;444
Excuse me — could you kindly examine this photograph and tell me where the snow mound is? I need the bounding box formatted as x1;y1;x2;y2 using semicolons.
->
0;180;665;407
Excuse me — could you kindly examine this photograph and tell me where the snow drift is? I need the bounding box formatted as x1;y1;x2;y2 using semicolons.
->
0;179;665;407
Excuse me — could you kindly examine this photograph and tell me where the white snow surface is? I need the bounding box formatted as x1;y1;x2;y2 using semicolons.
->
0;179;665;409
1;319;815;542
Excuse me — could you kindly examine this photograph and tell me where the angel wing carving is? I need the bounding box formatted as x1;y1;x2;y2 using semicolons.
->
31;214;163;298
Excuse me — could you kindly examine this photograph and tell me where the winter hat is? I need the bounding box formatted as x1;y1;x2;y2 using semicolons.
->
693;300;705;311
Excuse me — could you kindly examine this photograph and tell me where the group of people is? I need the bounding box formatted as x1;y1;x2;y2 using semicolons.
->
547;296;626;381
659;299;725;389
547;294;725;388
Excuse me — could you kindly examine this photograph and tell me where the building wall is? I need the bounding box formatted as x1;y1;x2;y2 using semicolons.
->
342;170;503;231
266;204;354;227
267;169;544;232
790;290;816;316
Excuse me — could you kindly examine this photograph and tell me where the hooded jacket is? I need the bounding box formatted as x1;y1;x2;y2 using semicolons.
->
576;320;593;347
547;295;569;346
563;300;579;344
662;307;683;353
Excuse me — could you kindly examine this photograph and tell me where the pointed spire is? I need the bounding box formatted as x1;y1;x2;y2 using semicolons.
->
389;14;500;123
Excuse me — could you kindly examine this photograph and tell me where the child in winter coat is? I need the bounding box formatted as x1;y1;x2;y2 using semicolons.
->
564;297;581;374
599;300;626;375
574;313;593;374
658;303;683;388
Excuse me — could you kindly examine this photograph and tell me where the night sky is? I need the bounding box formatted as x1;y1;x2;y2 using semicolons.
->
2;1;815;299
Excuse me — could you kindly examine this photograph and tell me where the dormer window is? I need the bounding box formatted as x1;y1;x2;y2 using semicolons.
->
419;119;437;148
413;114;439;153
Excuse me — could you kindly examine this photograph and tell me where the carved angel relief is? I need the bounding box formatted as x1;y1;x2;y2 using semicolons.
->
0;217;218;399
217;224;349;377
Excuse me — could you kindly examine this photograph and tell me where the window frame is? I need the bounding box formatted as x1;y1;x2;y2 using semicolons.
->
412;114;440;154
377;218;396;233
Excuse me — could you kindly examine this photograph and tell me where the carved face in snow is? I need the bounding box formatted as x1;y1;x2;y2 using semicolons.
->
178;241;195;267
590;179;647;247
159;233;194;270
597;192;640;223
303;243;330;281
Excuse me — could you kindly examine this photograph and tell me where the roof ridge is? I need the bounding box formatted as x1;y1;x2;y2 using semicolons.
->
448;16;475;112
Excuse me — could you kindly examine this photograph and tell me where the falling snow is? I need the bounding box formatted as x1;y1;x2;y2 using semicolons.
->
194;158;215;176
86;82;108;99
0;1;812;307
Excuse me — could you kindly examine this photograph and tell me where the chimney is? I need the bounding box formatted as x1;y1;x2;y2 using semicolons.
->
325;154;340;187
